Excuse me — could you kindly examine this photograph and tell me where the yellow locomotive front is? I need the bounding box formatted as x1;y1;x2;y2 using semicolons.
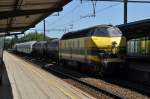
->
86;26;126;75
59;25;126;76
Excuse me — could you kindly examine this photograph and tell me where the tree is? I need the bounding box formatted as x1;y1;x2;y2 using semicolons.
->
18;32;50;42
4;32;51;49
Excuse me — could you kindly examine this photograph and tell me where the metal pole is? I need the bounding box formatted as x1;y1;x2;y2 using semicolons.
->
44;19;46;40
35;30;37;41
15;35;18;43
124;0;128;24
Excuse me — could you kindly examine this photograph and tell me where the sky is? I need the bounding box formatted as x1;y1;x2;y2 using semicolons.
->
26;0;150;38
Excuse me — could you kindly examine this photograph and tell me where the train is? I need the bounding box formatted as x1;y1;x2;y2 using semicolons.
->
15;39;59;62
14;25;126;76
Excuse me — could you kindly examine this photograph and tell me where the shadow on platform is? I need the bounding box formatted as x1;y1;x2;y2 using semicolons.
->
0;63;13;99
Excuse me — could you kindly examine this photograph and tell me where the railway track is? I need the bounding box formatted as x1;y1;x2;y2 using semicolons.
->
46;67;124;99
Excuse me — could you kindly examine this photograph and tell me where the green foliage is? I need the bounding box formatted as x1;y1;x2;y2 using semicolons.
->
4;32;50;49
18;32;50;42
4;38;12;49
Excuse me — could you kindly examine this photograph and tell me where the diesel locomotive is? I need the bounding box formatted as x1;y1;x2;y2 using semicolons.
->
59;25;126;75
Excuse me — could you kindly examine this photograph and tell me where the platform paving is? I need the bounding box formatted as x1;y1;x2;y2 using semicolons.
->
3;51;95;99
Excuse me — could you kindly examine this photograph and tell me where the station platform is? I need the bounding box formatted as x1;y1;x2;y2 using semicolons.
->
2;51;94;99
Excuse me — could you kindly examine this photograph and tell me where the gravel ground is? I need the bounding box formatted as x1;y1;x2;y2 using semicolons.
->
46;64;149;99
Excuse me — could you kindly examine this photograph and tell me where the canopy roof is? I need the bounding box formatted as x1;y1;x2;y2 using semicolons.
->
0;0;71;34
118;19;150;39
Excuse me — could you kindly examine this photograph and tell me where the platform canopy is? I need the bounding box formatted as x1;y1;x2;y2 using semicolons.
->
118;19;150;39
0;0;71;35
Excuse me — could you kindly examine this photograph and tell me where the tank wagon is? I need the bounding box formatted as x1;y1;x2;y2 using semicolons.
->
32;41;47;57
15;39;59;61
59;25;126;76
15;41;37;54
46;39;59;62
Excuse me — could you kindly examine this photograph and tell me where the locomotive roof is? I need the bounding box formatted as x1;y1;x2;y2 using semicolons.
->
72;25;112;33
61;25;114;40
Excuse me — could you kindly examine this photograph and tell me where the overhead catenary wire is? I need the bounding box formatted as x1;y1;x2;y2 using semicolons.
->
46;3;80;27
47;1;95;29
48;2;86;29
50;2;121;30
80;0;150;3
54;0;150;30
48;0;150;30
47;0;150;34
91;0;97;17
96;2;121;13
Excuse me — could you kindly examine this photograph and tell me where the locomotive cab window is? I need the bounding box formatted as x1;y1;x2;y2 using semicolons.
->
108;27;122;36
93;27;122;37
87;29;94;37
93;28;108;36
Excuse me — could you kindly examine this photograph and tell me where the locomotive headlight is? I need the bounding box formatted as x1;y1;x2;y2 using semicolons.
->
112;41;118;54
112;41;117;48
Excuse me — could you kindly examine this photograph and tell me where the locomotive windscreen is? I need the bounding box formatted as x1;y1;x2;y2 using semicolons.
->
93;27;122;37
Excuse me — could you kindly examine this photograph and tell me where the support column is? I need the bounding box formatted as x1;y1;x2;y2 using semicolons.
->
124;0;128;24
